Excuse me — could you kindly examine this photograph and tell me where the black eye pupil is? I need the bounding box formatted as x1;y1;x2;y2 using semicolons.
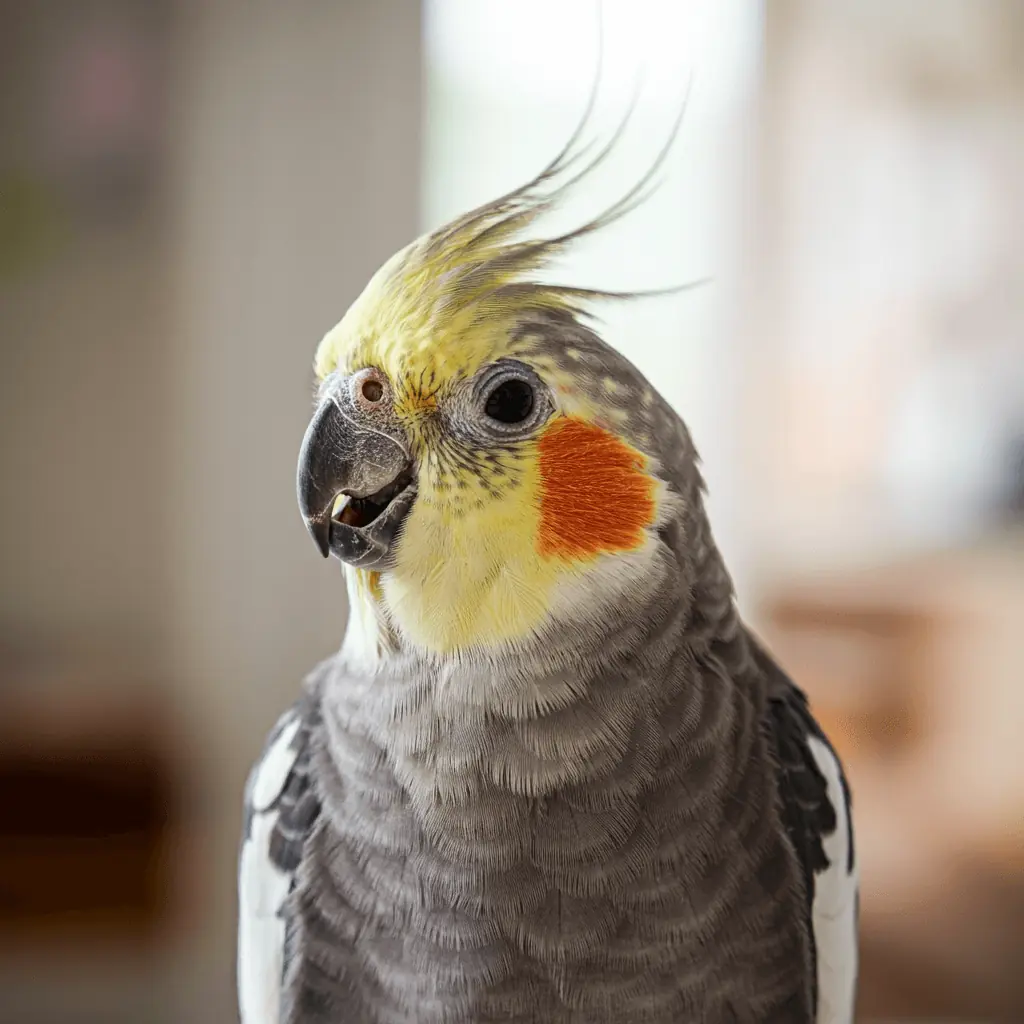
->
485;379;534;424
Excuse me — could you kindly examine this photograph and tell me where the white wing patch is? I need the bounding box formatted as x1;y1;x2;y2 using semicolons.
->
806;736;858;1024
238;713;302;1024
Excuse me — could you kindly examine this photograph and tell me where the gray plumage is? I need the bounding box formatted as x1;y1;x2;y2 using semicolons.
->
239;109;858;1021
239;311;857;1023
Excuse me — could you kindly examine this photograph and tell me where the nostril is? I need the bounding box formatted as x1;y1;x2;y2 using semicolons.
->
361;379;383;403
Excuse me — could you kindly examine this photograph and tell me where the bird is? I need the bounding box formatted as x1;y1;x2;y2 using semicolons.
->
237;103;858;1024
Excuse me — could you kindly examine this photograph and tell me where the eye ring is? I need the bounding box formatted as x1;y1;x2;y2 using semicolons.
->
471;360;550;437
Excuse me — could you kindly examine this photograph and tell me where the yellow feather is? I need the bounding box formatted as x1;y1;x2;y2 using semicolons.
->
309;132;671;654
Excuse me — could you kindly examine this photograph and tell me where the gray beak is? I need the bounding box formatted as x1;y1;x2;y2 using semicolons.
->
296;397;415;568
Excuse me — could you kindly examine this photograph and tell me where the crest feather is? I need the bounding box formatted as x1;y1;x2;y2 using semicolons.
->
315;63;697;380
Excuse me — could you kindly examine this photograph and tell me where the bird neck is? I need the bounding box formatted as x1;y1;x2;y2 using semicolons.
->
325;497;763;824
301;505;794;1024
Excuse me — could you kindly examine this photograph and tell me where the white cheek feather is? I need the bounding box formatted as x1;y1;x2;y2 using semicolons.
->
806;736;859;1024
238;716;301;1024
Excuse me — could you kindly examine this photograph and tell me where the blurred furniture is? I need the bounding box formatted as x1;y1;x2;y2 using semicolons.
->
759;528;1024;1021
0;639;186;952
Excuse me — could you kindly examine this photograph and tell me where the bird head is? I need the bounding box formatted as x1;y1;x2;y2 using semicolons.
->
297;135;703;658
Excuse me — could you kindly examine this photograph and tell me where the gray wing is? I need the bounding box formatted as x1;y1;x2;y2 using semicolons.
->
753;635;859;1024
238;691;322;1024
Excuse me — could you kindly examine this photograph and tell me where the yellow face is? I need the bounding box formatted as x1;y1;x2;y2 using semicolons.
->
308;249;665;656
296;154;687;656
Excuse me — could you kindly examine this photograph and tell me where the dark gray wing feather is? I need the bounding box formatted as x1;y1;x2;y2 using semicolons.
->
238;682;323;1024
752;633;859;1024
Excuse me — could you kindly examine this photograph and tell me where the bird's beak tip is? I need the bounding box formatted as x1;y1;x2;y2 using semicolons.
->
304;515;332;559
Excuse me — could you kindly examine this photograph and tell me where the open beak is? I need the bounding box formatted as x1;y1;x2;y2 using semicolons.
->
296;397;415;568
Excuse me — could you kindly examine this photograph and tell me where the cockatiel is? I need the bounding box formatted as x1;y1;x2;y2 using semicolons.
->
238;122;858;1024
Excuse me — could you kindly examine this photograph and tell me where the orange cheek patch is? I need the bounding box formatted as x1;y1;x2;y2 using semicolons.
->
537;417;656;560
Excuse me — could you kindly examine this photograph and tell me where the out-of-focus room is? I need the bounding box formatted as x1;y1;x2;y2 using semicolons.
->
0;1;1020;1021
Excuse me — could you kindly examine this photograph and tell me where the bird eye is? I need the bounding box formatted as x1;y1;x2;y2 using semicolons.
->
470;360;549;439
484;378;534;424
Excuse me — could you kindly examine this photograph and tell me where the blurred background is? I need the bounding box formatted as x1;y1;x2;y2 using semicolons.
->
0;0;1021;1021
